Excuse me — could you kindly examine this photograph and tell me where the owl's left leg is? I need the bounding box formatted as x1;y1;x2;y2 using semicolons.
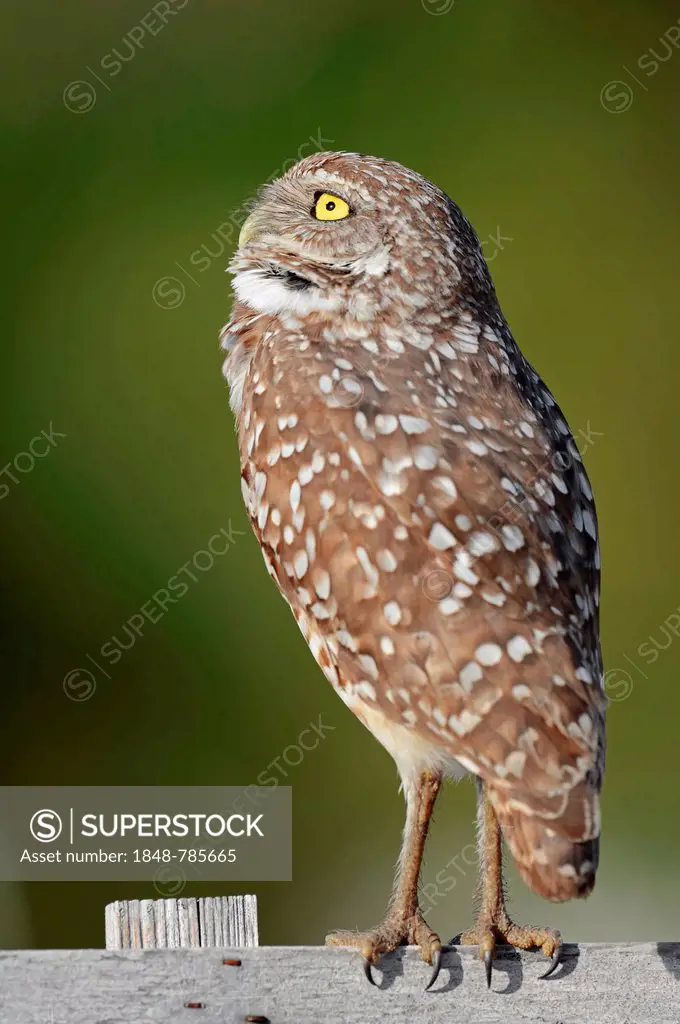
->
326;769;443;988
458;777;562;986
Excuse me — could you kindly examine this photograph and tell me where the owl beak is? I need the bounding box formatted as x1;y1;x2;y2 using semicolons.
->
238;212;261;248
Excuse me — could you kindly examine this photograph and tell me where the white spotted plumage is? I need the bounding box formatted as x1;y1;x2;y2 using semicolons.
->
221;151;605;904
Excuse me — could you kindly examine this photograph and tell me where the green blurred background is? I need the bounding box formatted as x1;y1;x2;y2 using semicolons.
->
2;0;680;949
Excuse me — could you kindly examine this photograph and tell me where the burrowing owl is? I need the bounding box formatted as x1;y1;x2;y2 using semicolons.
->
220;151;605;987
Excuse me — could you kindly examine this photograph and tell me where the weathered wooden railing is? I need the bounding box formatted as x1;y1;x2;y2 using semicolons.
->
0;896;677;1022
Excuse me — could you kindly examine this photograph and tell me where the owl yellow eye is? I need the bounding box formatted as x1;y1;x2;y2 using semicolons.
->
313;192;351;221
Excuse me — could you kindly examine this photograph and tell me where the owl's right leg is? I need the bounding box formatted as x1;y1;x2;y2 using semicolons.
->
326;769;443;988
457;777;562;986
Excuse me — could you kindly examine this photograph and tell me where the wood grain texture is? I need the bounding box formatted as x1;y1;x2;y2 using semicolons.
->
0;944;678;1023
105;896;259;949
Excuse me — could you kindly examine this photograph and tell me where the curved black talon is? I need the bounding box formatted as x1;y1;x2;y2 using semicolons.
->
539;948;562;980
363;957;377;986
484;949;493;988
424;947;443;991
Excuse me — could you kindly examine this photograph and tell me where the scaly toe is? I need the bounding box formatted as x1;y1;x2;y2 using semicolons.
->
326;924;404;986
504;923;562;965
326;928;395;963
477;930;496;988
410;914;443;989
411;912;442;965
469;929;497;987
459;924;499;986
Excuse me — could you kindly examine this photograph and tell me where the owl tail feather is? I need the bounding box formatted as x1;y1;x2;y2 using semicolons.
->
494;801;599;903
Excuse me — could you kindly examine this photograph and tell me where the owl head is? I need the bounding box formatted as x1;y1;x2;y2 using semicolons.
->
229;151;491;319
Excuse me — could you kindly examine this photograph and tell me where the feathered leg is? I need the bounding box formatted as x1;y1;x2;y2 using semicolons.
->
459;777;562;986
327;769;443;987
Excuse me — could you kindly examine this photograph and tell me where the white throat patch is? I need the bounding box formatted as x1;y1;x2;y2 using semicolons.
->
231;268;343;317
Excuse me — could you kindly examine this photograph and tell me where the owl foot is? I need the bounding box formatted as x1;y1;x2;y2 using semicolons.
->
459;915;562;987
326;910;442;988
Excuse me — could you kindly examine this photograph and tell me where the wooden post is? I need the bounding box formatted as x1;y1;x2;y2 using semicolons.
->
104;895;259;949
